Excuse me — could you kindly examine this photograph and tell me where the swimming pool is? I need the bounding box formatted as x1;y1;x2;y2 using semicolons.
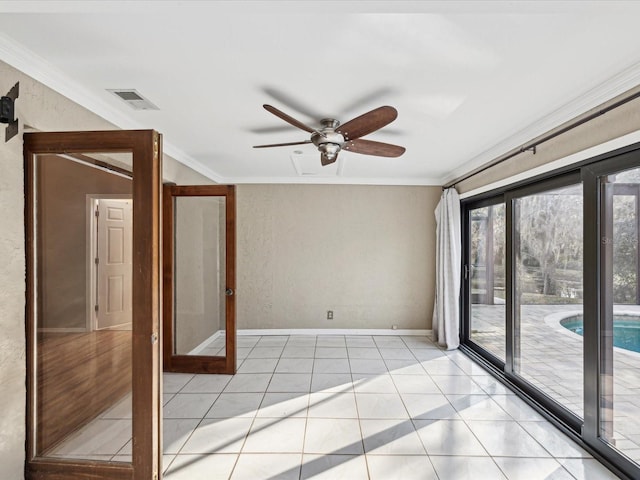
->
561;314;640;353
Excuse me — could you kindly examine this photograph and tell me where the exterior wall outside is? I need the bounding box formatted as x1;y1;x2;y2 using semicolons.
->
236;184;440;330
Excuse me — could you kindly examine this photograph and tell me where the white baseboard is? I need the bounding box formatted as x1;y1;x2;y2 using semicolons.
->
238;328;432;337
187;328;433;353
188;330;225;355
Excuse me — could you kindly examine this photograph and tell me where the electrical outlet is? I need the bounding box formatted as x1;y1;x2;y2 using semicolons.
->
327;310;333;320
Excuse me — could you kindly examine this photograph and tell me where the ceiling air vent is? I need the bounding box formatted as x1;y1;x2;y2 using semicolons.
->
107;89;159;110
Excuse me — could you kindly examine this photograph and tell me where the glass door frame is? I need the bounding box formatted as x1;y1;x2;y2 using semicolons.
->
162;184;236;374
461;193;507;370
583;149;640;474
24;130;163;480
504;171;584;431
463;172;584;432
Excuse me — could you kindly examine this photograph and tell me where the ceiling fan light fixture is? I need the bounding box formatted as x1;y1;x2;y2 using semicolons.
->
254;104;405;165
318;142;340;160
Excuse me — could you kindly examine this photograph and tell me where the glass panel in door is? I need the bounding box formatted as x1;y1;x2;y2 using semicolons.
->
34;152;133;463
163;185;236;374
600;167;640;465
469;203;506;361
174;196;227;356
513;183;584;416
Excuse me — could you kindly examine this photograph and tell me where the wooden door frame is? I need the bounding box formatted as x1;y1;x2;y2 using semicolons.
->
24;130;162;480
162;184;236;374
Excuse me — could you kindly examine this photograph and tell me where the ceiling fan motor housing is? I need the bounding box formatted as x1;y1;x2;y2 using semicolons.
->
311;119;344;159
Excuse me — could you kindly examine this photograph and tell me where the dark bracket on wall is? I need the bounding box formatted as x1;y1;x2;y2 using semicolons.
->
1;82;19;142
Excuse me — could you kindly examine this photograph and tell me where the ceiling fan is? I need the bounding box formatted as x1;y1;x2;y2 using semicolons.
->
253;104;406;166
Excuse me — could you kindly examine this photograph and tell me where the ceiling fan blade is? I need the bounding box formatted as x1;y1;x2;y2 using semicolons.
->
338;87;394;116
337;106;398;140
343;138;406;157
249;125;299;134
253;140;312;148
262;86;324;119
263;104;315;133
321;152;338;166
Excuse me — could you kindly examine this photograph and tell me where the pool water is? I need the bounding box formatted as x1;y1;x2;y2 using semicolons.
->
561;315;640;353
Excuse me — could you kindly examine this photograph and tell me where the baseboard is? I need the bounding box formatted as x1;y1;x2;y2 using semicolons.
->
188;330;225;355
238;328;432;337
189;328;433;353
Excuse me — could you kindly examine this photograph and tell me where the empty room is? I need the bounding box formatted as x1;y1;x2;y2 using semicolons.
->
2;1;640;479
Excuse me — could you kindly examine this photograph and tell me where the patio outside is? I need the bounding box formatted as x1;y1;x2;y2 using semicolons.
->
468;172;640;467
471;303;640;465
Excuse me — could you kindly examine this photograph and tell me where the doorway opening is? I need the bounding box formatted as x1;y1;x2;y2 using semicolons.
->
87;196;133;332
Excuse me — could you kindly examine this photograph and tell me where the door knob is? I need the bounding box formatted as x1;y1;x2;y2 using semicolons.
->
225;288;234;296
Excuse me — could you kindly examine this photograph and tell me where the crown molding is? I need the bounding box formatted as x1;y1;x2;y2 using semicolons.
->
228;176;441;186
440;60;640;186
5;27;639;188
0;32;226;184
0;32;430;186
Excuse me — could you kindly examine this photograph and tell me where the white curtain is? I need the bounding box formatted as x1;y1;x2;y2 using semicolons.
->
432;188;462;350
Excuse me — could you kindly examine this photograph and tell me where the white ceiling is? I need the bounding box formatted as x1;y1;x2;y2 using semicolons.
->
2;1;640;185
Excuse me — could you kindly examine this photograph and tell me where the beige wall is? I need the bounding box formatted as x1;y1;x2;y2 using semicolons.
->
456;85;640;194
236;184;440;330
0;60;210;479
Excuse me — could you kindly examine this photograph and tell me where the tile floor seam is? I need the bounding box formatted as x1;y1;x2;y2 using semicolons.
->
351;381;371;480
50;334;626;479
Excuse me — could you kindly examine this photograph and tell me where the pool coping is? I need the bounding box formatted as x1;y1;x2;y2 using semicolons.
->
543;307;640;359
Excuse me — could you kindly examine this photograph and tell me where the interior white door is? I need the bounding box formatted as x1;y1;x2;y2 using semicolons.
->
96;198;133;329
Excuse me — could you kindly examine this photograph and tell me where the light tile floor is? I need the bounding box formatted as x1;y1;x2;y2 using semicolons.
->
50;333;623;479
162;333;623;479
471;304;640;463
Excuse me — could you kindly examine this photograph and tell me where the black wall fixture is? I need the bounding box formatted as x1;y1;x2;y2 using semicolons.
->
1;82;19;142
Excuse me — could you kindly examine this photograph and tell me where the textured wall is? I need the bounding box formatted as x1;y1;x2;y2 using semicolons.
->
0;61;123;480
0;72;27;480
0;59;210;479
236;184;441;330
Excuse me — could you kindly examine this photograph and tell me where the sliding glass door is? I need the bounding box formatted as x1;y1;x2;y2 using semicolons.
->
465;200;506;363
584;157;640;471
462;147;640;479
511;178;584;419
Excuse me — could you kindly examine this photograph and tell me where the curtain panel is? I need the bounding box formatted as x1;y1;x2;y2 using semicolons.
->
433;188;461;350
